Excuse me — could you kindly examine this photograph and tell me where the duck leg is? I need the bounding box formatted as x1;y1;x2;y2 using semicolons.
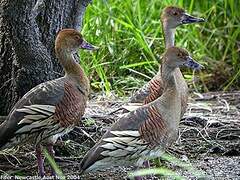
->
134;160;151;180
36;146;45;177
134;176;143;180
143;160;150;168
143;160;153;179
47;144;56;177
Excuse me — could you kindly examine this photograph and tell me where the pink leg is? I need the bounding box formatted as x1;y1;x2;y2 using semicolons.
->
36;146;45;177
47;145;56;177
134;176;143;180
144;160;152;179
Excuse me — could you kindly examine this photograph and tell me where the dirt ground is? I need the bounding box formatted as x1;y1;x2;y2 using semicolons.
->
0;91;239;179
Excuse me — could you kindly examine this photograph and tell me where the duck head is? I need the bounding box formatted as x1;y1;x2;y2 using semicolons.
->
163;46;203;70
55;29;97;53
161;6;205;29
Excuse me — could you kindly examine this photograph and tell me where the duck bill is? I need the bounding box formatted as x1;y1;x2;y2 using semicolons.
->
181;13;205;24
81;40;98;50
184;56;203;70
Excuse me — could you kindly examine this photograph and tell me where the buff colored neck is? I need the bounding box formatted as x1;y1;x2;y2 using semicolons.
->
161;60;176;91
151;56;181;132
162;20;182;83
156;58;181;127
162;20;176;48
55;48;90;93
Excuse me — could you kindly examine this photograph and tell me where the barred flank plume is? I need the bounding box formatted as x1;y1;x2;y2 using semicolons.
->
16;105;55;127
80;130;152;172
0;104;57;148
101;130;148;158
0;78;88;149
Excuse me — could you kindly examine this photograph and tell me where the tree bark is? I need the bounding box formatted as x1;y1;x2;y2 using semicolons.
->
0;0;91;115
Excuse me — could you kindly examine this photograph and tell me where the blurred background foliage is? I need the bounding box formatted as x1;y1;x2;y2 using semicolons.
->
79;0;240;96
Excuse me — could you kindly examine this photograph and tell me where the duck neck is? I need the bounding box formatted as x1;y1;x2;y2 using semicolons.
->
162;20;176;48
162;21;182;77
161;62;176;91
55;48;89;92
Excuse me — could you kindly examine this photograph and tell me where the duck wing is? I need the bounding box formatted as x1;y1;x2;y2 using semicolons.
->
80;104;168;172
0;77;87;149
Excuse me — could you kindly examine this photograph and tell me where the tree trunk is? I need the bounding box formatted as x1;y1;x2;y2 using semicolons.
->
0;0;91;115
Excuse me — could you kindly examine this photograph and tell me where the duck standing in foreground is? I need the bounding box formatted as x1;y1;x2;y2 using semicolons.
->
0;29;96;176
79;47;202;173
129;6;204;117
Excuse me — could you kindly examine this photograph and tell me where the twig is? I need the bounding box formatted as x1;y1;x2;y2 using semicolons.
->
32;0;45;19
217;96;230;112
78;128;96;143
0;78;13;90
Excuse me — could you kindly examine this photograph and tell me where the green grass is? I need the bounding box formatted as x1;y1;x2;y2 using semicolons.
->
43;148;65;179
128;152;206;179
128;167;185;180
80;0;240;95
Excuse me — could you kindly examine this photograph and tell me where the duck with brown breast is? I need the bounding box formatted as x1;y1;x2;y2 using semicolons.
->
126;6;204;118
79;47;202;176
0;29;97;177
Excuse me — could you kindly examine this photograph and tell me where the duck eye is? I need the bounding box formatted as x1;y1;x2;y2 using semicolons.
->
74;35;80;40
173;11;178;16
